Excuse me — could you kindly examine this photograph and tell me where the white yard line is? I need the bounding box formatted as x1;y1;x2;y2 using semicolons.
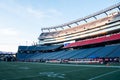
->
88;69;120;80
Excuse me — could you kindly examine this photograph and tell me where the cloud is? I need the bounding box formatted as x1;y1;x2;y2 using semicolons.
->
0;2;45;18
0;28;19;36
0;1;63;20
25;7;48;19
48;9;62;16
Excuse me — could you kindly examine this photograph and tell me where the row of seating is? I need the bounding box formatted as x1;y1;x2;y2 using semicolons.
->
39;14;115;39
18;44;63;52
64;33;120;48
17;44;120;61
39;13;120;44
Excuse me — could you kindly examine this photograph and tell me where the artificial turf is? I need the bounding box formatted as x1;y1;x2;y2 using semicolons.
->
0;62;120;80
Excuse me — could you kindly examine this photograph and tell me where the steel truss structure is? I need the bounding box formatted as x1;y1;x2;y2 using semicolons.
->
41;3;120;32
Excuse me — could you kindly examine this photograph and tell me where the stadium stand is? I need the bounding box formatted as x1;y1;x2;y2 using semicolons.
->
64;33;120;48
34;45;63;51
17;3;120;64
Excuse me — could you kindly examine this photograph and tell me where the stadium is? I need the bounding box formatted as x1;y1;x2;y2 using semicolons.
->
16;3;120;64
0;2;120;80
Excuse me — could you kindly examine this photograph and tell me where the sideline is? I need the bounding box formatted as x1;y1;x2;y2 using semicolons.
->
33;62;120;68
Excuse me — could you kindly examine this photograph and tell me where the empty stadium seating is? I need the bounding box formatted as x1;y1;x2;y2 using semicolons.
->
39;15;113;39
17;4;120;63
64;33;120;48
18;44;63;53
17;44;120;61
87;45;120;58
38;12;120;44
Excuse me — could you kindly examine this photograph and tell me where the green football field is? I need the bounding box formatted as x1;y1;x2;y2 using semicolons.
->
0;62;120;80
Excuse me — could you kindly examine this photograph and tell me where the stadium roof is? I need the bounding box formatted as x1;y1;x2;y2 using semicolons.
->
41;2;120;32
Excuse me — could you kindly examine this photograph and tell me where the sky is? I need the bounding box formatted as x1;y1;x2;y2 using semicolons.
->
0;0;119;52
